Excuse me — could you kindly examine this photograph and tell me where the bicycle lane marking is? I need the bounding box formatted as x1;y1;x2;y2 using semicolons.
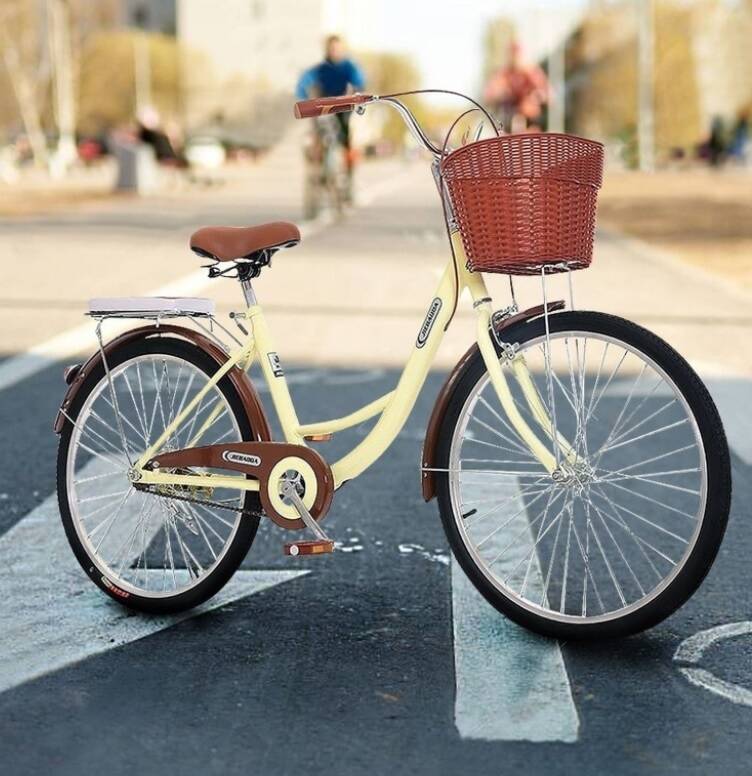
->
451;477;580;742
0;169;415;395
674;622;752;707
0;461;307;695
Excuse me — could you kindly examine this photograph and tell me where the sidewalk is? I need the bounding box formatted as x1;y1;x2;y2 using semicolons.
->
0;127;399;357
212;163;752;377
3;153;751;381
599;169;752;293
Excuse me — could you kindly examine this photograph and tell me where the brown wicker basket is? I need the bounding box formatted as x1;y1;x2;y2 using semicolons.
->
441;133;604;275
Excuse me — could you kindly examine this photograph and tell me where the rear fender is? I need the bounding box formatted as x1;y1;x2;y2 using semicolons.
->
420;301;564;501
53;324;272;442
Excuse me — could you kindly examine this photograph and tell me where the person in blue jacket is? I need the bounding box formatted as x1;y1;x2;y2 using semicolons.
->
296;35;366;180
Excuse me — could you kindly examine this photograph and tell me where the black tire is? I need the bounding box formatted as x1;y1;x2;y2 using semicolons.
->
436;311;732;640
57;337;262;615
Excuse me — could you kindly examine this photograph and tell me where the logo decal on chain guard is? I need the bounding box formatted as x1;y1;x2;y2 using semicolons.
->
222;450;262;467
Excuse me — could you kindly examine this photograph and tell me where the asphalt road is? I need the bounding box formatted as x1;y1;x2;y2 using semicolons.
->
2;156;752;775
0;355;751;776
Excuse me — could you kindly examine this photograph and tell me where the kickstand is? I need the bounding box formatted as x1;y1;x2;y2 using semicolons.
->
281;481;334;556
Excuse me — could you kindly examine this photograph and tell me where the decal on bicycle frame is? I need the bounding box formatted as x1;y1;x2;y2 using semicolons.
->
416;298;442;349
267;352;284;377
222;450;262;467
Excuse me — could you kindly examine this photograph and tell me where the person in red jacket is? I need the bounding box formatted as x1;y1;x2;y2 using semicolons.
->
484;41;549;133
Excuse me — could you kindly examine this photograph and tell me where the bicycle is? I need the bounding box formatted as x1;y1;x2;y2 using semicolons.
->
55;90;731;639
302;114;350;220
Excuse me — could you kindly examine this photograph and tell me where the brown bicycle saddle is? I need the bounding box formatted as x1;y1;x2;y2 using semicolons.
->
190;222;301;262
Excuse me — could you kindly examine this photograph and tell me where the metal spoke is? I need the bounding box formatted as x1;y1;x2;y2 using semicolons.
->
597;418;689;456
465;478;551;528
590;487;689;544
597;443;696;478
476;395;537;458
468;413;533;458
601;479;697;520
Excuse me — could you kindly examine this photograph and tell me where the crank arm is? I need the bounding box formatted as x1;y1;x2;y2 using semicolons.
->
281;481;331;542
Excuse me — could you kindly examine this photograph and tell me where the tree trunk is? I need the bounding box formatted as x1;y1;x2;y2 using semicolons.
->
0;37;49;170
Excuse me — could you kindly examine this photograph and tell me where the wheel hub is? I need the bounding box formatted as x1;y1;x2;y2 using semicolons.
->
552;460;595;493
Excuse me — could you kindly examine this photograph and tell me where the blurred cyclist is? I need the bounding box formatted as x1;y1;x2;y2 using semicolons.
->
296;35;366;186
483;41;549;133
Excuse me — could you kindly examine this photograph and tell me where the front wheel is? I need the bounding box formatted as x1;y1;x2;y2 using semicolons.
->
436;311;731;639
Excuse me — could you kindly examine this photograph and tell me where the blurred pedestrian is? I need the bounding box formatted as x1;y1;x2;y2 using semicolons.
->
729;111;750;166
483;41;549;133
704;116;727;167
136;107;187;169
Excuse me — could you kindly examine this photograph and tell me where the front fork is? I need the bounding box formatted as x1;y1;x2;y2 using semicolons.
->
457;235;576;476
474;303;577;475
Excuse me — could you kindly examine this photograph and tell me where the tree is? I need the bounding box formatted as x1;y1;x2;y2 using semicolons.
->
0;0;51;168
77;30;184;135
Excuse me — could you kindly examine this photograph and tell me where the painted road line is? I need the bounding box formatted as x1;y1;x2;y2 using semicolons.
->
451;477;580;743
701;378;752;465
0;476;307;695
0;270;206;394
674;622;752;708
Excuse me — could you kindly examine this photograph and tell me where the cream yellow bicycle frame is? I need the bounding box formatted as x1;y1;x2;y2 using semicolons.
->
134;231;571;495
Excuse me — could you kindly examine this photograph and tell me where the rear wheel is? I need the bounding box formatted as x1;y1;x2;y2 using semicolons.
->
436;311;731;639
57;337;262;614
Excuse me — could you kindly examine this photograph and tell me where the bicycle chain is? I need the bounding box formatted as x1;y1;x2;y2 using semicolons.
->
135;484;265;521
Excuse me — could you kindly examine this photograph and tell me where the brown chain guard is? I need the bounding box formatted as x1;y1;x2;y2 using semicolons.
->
145;442;334;530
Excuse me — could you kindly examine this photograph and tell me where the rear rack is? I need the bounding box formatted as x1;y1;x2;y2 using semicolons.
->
87;296;215;319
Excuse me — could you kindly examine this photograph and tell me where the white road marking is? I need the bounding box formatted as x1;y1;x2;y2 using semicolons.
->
0;482;307;695
674;622;752;708
701;378;752;465
0;270;207;393
451;478;580;742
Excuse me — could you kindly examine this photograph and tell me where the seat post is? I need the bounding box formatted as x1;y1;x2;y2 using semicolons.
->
240;277;257;307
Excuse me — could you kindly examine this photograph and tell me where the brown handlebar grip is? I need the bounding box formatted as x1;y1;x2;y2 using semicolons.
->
294;94;372;119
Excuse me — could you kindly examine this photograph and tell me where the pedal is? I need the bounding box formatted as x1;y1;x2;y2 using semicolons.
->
284;540;334;556
280;481;334;557
303;433;332;442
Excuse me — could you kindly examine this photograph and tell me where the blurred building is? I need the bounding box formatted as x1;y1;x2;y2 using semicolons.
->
120;1;177;35
566;0;752;160
177;0;325;145
114;0;327;145
691;0;752;129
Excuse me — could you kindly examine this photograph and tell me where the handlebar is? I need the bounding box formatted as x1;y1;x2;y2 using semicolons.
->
294;94;373;119
293;89;499;157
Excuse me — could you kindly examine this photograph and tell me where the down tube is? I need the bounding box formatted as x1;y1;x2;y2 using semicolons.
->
331;263;457;487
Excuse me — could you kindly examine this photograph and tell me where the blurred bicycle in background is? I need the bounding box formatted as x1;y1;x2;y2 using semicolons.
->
296;35;365;217
302;113;350;219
